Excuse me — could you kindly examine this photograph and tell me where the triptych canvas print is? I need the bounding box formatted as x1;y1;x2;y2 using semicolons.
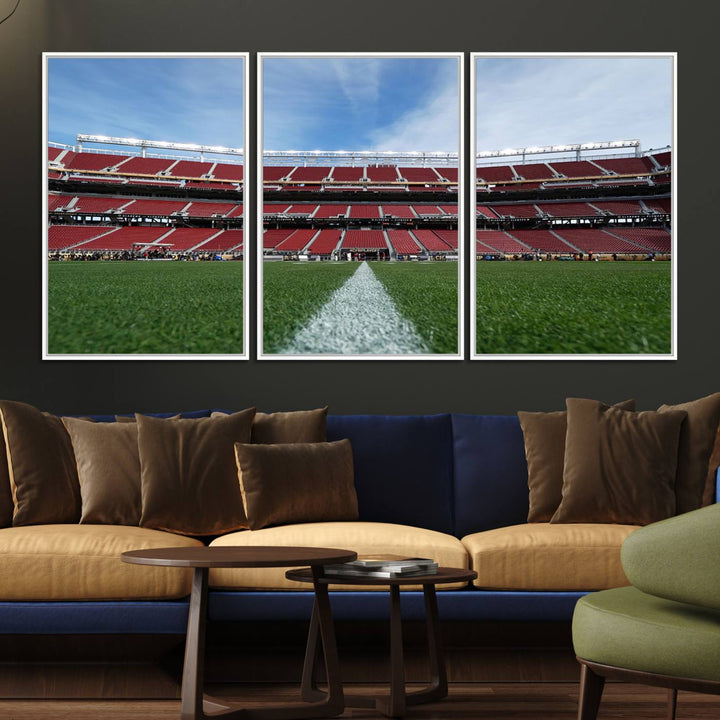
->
43;52;675;360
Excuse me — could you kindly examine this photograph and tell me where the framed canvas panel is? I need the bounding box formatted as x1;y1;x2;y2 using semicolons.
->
470;53;676;360
257;52;464;360
43;52;249;359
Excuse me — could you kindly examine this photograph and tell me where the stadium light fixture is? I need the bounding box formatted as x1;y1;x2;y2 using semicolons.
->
76;134;244;157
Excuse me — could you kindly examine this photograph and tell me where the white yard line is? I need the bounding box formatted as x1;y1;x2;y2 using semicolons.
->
280;262;428;355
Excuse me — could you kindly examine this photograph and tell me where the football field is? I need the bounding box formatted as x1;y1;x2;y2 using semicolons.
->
475;261;672;354
47;261;244;354
263;261;459;355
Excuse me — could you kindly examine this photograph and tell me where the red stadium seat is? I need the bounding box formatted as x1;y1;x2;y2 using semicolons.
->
341;230;387;250
387;230;422;255
307;229;342;255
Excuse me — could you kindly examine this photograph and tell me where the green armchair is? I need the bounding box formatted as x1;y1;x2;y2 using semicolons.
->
572;503;720;720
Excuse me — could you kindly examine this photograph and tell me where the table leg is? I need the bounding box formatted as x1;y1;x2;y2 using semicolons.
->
181;567;208;720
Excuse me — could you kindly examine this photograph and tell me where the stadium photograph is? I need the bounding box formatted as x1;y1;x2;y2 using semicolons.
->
259;53;462;359
44;53;247;358
471;54;674;358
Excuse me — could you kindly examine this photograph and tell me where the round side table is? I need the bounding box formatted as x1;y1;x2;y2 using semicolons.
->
286;566;477;718
122;546;356;720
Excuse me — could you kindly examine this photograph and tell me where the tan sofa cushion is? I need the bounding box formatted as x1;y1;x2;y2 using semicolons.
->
0;525;203;600
209;521;469;591
462;523;639;591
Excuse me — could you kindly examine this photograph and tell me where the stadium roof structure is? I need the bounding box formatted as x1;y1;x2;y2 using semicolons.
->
263;150;458;167
74;134;243;161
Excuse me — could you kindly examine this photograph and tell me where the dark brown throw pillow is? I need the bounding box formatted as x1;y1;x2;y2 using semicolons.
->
552;398;686;525
0;400;81;525
235;439;357;531
115;414;180;423
212;407;328;444
138;409;255;536
518;399;636;522
658;393;720;514
0;432;13;528
62;417;141;525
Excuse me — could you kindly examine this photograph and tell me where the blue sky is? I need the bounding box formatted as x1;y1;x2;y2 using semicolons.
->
48;56;244;157
476;56;673;155
262;56;460;152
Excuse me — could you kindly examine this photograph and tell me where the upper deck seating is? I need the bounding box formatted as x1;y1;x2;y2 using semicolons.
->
286;205;318;216
65;152;131;172
509;229;577;254
591;201;645;216
290;167;331;182
548;160;604;178
399;167;440;182
168;160;213;178
412;205;444;216
71;196;132;214
387;230;422;255
329;167;365;182
476;165;515;182
115;156;174;175
439;205;458;216
211;163;244;181
307;229;342;255
643;198;671;214
435;167;458;182
594;157;655;175
263;204;290;214
341;230;388;250
476;205;498;219
48;147;64;162
48;225;118;250
225;204;244;218
512;163;555;180
651;151;671;169
263;166;295;182
48;194;76;212
366;166;399;182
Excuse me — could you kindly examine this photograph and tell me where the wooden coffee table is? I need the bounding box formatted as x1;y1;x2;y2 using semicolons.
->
122;546;356;720
286;566;477;718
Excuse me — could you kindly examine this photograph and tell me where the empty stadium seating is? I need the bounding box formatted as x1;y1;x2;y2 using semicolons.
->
548;160;604;177
48;225;118;250
607;227;671;253
433;230;458;249
387;230;422;255
330;167;365;182
435;167;458;182
264;166;295;181
175;201;238;218
512;163;555;180
476;205;497;219
263;229;294;249
439;205;458;216
552;228;647;254
290;167;331;182
122;199;190;215
365;166;399;182
652;151;671;168
286;205;318;215
382;205;415;219
198;229;243;252
594;157;654;175
399;167;440;182
161;228;219;251
476;230;531;254
48;146;63;162
537;202;600;217
275;229;318;252
341;230;388;250
76;226;171;252
226;204;244;218
263;204;290;214
591;200;645;216
476;165;515;182
508;229;576;254
65;152;130;172
71;196;133;213
48;194;75;212
115;156;174;175
412;205;443;217
211;163;244;181
490;204;540;219
313;204;349;219
349;205;381;219
642;198;671;214
412;230;452;252
307;229;342;255
168;160;213;177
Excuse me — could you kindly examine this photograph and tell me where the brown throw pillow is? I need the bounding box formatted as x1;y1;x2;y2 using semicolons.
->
518;399;636;522
138;409;255;536
552;398;686;525
0;400;81;525
62;417;141;525
115;414;180;422
0;432;13;528
212;407;328;444
235;440;358;531
658;393;720;514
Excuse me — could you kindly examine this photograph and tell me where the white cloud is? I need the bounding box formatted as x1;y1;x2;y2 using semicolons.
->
475;56;673;153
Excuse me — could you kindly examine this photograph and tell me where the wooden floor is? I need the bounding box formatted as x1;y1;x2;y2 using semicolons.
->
1;683;719;719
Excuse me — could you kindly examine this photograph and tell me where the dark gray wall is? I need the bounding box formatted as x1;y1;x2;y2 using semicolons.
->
0;0;716;415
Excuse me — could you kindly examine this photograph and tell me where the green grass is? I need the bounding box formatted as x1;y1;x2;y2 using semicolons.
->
370;261;459;354
475;261;671;354
262;261;357;353
48;261;243;354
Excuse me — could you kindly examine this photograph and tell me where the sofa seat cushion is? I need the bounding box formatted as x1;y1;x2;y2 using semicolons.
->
209;521;469;591
462;523;638;591
573;586;720;681
0;525;203;600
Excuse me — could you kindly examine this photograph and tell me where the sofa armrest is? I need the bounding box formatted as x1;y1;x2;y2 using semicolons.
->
621;503;720;611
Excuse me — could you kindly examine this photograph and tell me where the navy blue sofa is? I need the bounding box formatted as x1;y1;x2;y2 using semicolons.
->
0;412;599;636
